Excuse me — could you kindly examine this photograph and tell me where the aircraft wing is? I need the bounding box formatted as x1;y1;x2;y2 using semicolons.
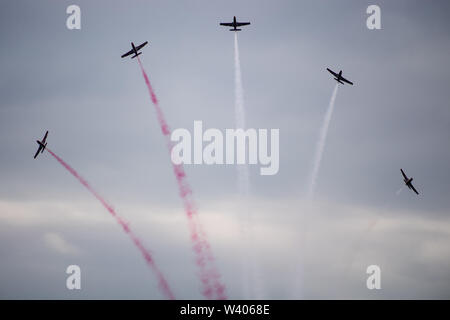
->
235;22;250;26
220;23;234;26
121;49;134;58
341;76;353;85
34;146;42;159
410;183;419;195
134;41;148;51
327;68;338;77
400;169;408;180
42;131;48;143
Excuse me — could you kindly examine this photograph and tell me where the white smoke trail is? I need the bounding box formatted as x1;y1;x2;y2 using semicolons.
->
233;32;264;299
234;31;250;299
343;185;405;280
234;32;249;195
307;84;339;199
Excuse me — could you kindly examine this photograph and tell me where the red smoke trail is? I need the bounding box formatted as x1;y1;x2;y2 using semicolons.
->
46;148;175;300
136;57;227;300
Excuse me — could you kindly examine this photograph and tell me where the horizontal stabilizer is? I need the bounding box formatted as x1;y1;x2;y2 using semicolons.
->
231;28;241;31
131;52;142;59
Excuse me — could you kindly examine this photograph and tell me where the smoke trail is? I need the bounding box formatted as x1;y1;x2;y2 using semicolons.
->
345;186;404;277
234;32;262;299
307;84;339;199
136;57;227;300
234;32;250;195
45;148;175;300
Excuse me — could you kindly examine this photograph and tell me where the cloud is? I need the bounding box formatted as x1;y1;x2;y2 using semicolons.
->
43;232;80;255
0;196;450;298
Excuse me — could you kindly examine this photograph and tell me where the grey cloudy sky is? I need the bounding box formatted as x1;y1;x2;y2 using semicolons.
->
0;0;450;299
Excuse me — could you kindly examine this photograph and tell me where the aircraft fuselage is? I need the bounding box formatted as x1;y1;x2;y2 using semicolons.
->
232;17;239;31
37;140;47;151
334;71;343;83
405;177;413;186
